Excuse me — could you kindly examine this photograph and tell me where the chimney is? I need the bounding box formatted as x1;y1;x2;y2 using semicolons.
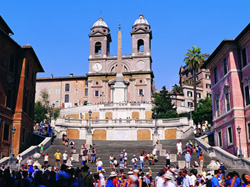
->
51;74;53;78
70;73;73;77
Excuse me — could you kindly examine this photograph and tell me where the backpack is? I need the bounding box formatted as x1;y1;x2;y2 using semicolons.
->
106;179;115;187
206;179;212;187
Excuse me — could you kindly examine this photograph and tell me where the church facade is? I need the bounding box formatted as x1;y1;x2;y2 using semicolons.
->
87;15;154;104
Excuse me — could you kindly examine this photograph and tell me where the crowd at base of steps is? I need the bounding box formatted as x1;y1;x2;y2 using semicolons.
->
0;162;250;187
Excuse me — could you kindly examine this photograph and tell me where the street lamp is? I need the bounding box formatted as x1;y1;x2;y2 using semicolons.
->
237;126;244;158
52;103;55;120
154;110;158;134
88;110;92;133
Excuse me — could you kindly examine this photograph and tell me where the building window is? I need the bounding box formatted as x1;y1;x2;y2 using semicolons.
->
137;39;144;52
218;131;222;147
225;92;230;112
197;93;201;98
65;84;70;92
65;94;69;103
242;48;247;67
216;99;220;117
214;67;218;84
95;42;102;54
206;84;211;89
85;89;88;96
207;93;211;98
245;85;250;105
224;58;228;75
205;74;210;79
3;124;9;141
84;101;88;105
55;101;59;107
227;126;233;145
85;80;88;86
188;102;193;107
95;90;99;97
139;89;144;96
187;91;192;97
56;89;60;94
181;100;185;107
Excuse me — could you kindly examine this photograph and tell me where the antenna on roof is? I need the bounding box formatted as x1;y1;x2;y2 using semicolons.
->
99;10;102;18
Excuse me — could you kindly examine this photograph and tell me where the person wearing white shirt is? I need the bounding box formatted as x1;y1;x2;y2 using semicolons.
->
99;169;106;187
96;157;103;172
190;170;197;187
176;141;182;158
63;151;68;164
163;172;177;187
181;169;193;187
156;170;165;187
165;151;170;167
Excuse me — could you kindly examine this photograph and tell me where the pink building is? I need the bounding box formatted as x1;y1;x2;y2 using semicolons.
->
203;23;250;157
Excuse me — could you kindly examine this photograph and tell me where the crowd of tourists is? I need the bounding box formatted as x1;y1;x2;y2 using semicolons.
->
1;136;249;186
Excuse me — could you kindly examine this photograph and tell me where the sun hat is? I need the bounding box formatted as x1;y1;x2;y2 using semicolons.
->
110;171;117;177
128;175;138;182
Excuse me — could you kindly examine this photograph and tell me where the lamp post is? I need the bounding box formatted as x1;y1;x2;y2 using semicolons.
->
154;110;158;134
88;110;92;133
52;103;55;120
10;127;16;157
237;126;244;158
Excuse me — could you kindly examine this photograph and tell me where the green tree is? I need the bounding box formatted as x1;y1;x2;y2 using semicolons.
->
193;97;212;125
184;46;206;111
172;84;182;107
34;101;47;123
152;86;176;118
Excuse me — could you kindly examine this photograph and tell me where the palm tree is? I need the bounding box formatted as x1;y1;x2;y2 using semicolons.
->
172;84;182;107
184;46;206;111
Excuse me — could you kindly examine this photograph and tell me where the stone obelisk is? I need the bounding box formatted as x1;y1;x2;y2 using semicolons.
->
113;24;127;103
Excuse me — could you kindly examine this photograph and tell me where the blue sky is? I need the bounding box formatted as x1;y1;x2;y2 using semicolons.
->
1;1;250;90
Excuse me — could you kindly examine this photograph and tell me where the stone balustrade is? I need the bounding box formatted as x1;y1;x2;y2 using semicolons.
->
195;135;250;170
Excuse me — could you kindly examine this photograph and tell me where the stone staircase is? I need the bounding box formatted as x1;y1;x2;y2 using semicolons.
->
38;137;213;176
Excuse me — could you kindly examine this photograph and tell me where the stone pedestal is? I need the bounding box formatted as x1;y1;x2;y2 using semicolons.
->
33;153;42;169
207;152;220;175
112;75;127;103
178;160;186;169
152;133;160;145
86;133;93;148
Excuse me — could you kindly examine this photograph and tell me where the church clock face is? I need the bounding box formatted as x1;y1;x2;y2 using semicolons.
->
93;63;102;72
136;61;145;70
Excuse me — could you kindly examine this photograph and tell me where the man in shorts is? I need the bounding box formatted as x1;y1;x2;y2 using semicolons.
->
54;149;62;167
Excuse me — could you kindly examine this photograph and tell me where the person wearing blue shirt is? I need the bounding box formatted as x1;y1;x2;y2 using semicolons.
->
211;170;220;187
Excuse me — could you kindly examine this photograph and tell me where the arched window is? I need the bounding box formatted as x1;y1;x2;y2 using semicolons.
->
95;42;102;54
65;84;70;91
65;94;69;103
137;39;144;52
